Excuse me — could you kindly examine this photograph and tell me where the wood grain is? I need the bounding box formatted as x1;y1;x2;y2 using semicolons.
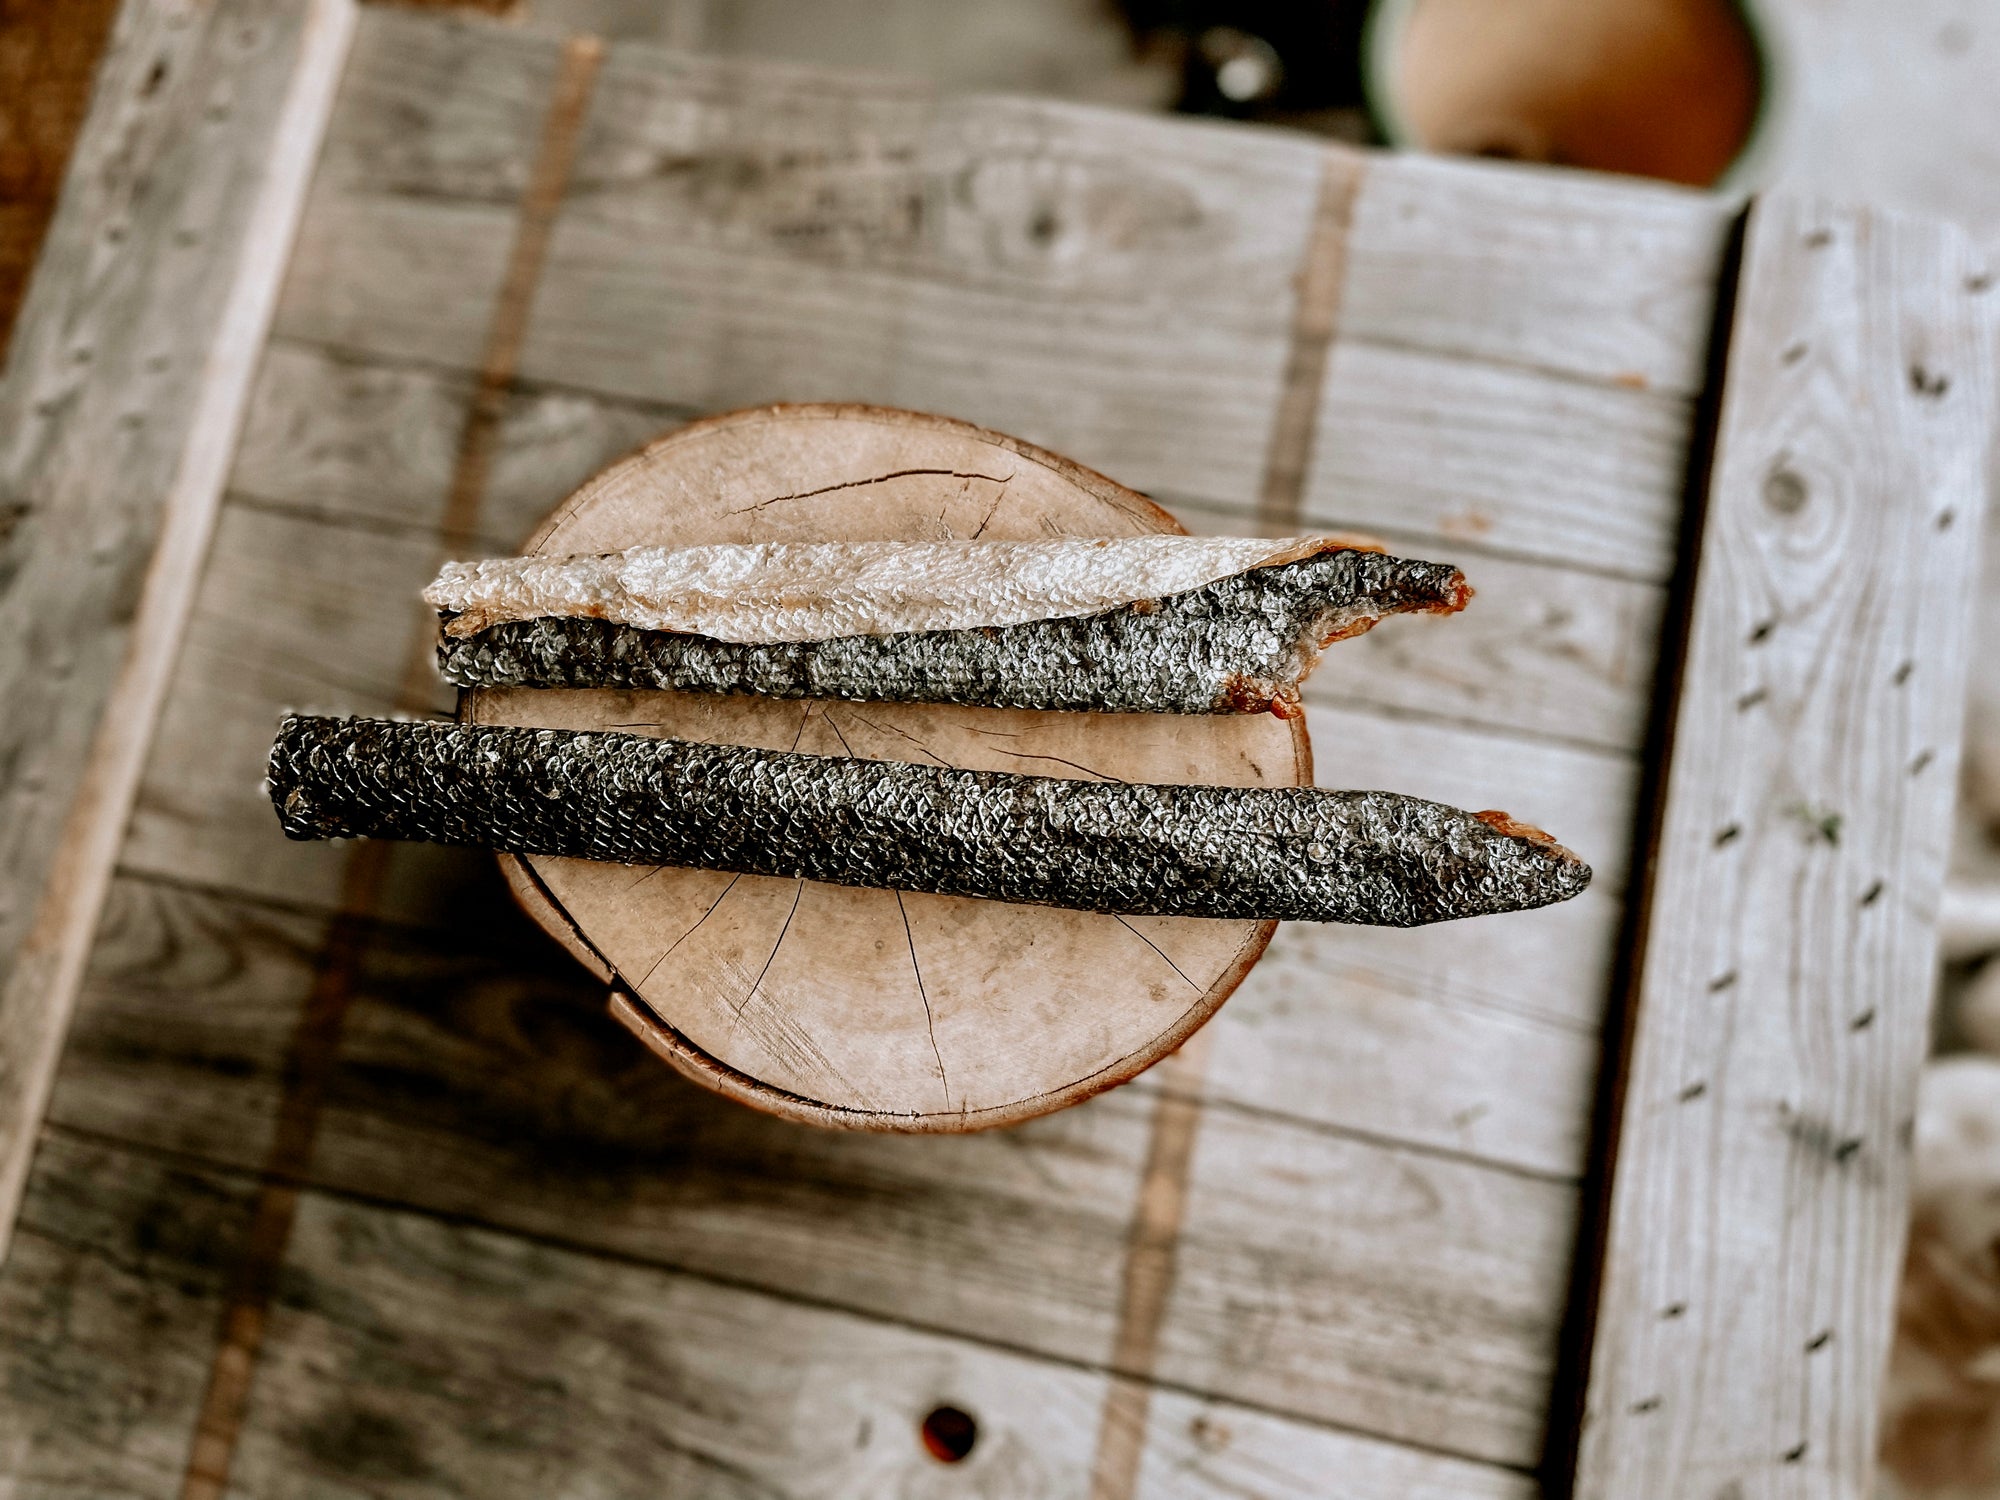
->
1159;1098;1579;1468
270;14;1725;577
1339;152;1733;396
1570;196;1999;1498
0;0;354;1268
0;1134;260;1494
175;33;604;1500
43;867;1580;1464
0;1125;1544;1496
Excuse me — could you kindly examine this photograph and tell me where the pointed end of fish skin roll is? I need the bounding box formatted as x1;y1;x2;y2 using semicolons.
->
1461;807;1593;917
1325;795;1592;926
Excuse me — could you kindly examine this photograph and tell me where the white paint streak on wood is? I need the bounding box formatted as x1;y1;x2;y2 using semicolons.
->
1574;195;1999;1499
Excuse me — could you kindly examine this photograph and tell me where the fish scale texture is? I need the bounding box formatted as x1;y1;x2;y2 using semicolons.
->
437;551;1469;714
267;715;1590;926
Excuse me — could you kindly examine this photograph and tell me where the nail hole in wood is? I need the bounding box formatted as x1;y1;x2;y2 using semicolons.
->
1715;824;1740;848
1835;1138;1862;1163
1679;1081;1707;1103
921;1406;977;1463
1910;364;1951;398
1710;971;1738;992
1804;229;1833;248
1894;661;1914;686
1970;272;1995;295
1911;749;1935;775
1631;1396;1662;1414
1783;1443;1808;1463
1805;1329;1832;1353
1852;1008;1876;1031
1662;1302;1687;1319
1938;508;1957;531
1781;342;1808;365
1861;880;1885;907
1749;619;1775;644
1736;686;1767;711
1763;467;1808;514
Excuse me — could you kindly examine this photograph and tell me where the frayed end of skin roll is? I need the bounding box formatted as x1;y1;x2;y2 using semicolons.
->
1476;807;1588;868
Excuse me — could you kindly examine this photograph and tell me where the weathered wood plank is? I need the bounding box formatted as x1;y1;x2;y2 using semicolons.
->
49;870;1583;1461
1159;1101;1578;1468
1208;886;1622;1180
1156;496;1669;752
232;338;691;549
240;1178;1110;1495
522;62;1318;515
0;1123;1542;1496
270;9;559;371
1303;339;1697;581
1141;1390;1536;1500
52;871;1154;1364
1302;544;1664;752
0;1135;258;1494
275;14;1722;575
0;0;354;1267
1340;154;1733;396
2;1126;1520;1495
0;0;124;363
1571;197;1998;1498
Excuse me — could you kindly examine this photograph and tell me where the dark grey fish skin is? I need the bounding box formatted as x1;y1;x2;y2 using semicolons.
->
435;549;1470;716
267;714;1590;926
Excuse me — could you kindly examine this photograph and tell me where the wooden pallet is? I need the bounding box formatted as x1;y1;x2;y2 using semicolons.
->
1;4;1993;1496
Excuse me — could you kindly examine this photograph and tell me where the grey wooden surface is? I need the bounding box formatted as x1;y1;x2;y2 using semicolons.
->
0;0;354;1269
1;5;1984;1496
1571;196;1998;1498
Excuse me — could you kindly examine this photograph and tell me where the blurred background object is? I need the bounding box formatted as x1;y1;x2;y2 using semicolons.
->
1367;0;1766;186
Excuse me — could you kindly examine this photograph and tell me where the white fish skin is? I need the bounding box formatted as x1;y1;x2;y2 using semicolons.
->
424;535;1375;643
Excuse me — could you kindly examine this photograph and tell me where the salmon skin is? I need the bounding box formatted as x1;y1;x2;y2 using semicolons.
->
267;714;1590;926
436;550;1469;716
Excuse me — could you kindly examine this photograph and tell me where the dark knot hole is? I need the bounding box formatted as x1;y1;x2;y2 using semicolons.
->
920;1404;978;1463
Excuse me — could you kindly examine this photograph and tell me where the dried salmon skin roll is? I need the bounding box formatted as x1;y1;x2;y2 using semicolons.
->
267;714;1590;927
426;536;1469;716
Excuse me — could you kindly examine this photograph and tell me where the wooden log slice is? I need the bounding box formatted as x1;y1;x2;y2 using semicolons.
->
467;404;1309;1131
